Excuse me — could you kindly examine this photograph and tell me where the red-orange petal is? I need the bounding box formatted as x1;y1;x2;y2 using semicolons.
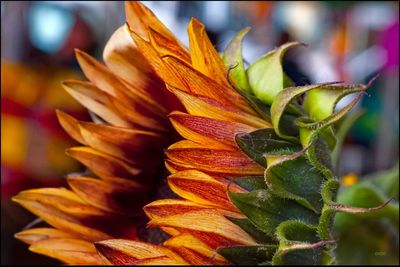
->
167;85;271;129
95;239;187;265
166;142;264;176
169;111;256;149
167;170;245;212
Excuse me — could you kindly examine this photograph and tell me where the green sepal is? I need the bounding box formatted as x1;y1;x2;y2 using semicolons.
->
303;83;367;121
232;176;267;191
228;189;320;237
226;217;278;244
235;128;301;167
217;245;277;265
222;27;251;92
271;83;334;142
265;155;325;213
247;42;303;105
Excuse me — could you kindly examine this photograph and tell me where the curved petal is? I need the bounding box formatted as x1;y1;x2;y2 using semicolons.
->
29;238;104;265
169;111;256;149
15;228;76;245
167;170;245;211
95;239;187;265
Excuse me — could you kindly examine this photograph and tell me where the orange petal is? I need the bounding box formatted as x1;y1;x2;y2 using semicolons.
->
12;190;112;241
125;1;177;42
102;25;166;109
167;170;245;212
188;18;228;87
12;188;104;217
56;110;87;145
75;49;131;101
65;147;143;182
166;142;264;176
75;49;169;126
110;97;169;132
147;209;256;246
169;111;256;149
163;56;255;114
148;28;191;64
78;121;165;149
15;228;75;245
129;30;187;91
29;238;104;265
164;234;229;264
67;176;146;216
167;85;271;129
144;199;227;219
77;122;164;166
62;80;131;127
95;239;187;265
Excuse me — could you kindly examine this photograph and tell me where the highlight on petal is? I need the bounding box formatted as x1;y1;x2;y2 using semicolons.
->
67;176;146;216
56;110;87;145
65;146;143;181
166;141;265;176
169;111;256;149
15;228;75;245
95;239;187;265
29;238;104;265
147;209;256;246
167;85;271;129
188;18;228;87
167;170;245;211
62;80;131;127
163;233;229;265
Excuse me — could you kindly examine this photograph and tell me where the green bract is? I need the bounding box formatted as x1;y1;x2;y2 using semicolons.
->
219;29;389;265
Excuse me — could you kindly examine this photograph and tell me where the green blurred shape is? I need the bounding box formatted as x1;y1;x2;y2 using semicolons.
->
334;163;399;265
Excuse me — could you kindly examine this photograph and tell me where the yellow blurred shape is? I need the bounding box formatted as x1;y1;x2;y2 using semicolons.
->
1;115;28;167
341;172;358;186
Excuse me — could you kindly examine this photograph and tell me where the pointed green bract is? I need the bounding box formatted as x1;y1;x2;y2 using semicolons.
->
222;27;251;92
246;42;303;105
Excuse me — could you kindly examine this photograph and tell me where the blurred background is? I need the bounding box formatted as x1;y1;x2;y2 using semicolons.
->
1;1;398;265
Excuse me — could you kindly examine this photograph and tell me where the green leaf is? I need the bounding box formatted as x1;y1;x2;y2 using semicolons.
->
222;27;251;92
366;162;399;198
217;245;277;265
228;189;320;237
247;42;303;105
235;128;301;167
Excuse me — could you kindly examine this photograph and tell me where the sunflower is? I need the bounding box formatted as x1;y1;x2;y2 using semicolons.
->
14;1;385;265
